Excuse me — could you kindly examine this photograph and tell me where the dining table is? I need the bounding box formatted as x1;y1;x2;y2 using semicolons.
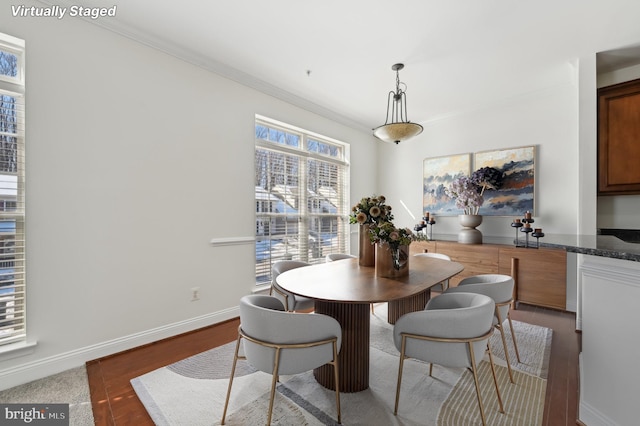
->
275;255;464;392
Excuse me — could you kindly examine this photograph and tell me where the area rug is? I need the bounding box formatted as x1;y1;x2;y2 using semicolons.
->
132;305;552;425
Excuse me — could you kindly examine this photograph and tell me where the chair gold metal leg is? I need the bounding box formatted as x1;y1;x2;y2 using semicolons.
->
507;314;521;363
496;310;515;383
266;348;282;426
394;336;407;415
486;340;505;413
221;335;243;425
468;342;488;426
332;342;341;424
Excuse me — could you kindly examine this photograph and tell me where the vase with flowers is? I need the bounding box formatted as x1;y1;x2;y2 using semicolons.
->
446;167;504;244
349;195;394;266
369;221;414;278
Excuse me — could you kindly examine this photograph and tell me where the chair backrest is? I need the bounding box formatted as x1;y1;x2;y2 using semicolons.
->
271;260;310;288
452;274;514;320
239;294;342;375
393;292;495;368
326;253;356;262
413;252;451;261
414;253;452;290
272;260;310;283
271;260;309;297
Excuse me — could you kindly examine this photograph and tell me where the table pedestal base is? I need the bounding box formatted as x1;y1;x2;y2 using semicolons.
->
313;301;370;392
387;290;431;324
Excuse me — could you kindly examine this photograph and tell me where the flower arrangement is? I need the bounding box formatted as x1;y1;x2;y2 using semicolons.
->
446;176;484;215
472;166;504;194
350;194;415;270
446;167;504;215
349;195;394;225
368;221;413;247
369;221;414;270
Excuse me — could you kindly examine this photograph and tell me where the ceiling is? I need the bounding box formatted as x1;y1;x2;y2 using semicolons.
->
54;0;640;133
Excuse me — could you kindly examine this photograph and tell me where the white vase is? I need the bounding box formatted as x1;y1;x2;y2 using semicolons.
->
458;214;483;244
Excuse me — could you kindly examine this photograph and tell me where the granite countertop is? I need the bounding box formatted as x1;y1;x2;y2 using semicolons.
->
424;233;640;262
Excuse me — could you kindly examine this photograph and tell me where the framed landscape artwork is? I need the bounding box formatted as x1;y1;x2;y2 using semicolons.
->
474;146;535;216
423;153;471;216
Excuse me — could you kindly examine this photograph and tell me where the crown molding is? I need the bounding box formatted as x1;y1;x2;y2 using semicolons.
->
39;0;371;135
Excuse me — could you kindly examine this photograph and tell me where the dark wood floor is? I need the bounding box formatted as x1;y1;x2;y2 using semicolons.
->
86;303;580;425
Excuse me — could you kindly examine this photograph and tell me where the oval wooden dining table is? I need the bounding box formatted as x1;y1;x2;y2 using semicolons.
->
276;256;463;392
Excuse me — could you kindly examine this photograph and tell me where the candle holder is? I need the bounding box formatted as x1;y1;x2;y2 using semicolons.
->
521;215;535;248
427;218;436;241
520;225;533;248
414;216;437;241
532;229;545;248
510;214;544;248
510;221;523;245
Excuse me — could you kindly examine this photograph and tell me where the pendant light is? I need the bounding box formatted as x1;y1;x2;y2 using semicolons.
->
372;63;423;144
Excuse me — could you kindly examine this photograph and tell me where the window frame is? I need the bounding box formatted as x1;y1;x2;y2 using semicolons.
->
254;115;350;287
0;32;25;348
0;34;25;86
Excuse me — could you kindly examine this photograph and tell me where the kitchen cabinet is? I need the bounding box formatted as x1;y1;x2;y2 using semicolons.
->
579;255;640;425
598;78;640;195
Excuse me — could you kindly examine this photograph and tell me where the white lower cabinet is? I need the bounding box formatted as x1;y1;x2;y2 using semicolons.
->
579;255;640;426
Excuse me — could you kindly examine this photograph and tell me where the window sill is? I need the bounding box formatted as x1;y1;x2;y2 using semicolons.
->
252;284;271;294
0;340;37;361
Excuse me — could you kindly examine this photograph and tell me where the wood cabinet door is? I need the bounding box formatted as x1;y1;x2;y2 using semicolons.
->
434;241;500;287
499;247;566;310
410;241;436;256
598;78;640;195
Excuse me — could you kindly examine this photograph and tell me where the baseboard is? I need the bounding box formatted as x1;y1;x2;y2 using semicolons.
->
579;400;621;426
578;353;621;426
0;307;239;391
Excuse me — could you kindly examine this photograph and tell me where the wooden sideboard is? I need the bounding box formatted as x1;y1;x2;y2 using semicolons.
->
411;240;567;310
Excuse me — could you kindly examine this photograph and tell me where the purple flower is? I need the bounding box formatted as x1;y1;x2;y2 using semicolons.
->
445;175;485;214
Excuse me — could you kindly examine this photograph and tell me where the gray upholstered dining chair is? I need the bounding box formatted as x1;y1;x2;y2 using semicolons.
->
413;252;452;293
444;274;520;383
221;294;342;425
325;253;356;262
270;260;315;311
392;292;504;426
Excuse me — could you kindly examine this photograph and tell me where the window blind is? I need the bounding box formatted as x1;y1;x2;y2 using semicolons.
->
0;33;26;346
255;116;349;286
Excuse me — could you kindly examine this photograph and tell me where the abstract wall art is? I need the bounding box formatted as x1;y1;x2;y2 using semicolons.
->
474;146;535;216
422;153;471;215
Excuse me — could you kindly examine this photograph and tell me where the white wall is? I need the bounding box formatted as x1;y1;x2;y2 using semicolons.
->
0;12;376;389
376;64;581;237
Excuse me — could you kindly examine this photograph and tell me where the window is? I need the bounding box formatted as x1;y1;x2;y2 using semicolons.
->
255;116;349;285
0;33;25;346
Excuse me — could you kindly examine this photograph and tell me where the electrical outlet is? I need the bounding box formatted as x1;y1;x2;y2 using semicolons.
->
191;287;200;301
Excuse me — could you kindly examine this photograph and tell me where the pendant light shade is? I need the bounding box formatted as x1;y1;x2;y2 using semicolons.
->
373;63;423;144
